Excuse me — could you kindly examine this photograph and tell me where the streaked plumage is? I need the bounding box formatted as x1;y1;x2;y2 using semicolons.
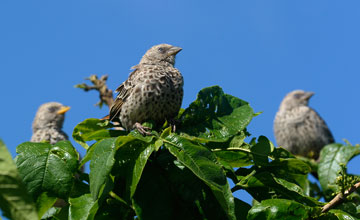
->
274;90;334;159
110;44;184;135
31;102;70;144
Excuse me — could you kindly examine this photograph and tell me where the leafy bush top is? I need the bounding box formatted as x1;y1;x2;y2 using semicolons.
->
1;86;359;219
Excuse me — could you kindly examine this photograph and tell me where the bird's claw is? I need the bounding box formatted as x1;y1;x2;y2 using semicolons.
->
134;122;152;136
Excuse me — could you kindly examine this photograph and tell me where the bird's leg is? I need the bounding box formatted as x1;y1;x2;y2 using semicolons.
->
168;118;180;132
134;122;152;136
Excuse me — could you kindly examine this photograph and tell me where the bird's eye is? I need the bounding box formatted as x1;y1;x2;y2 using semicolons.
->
48;107;57;113
158;47;165;53
293;94;302;99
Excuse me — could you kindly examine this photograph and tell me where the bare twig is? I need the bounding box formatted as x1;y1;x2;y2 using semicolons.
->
75;74;114;108
322;181;360;213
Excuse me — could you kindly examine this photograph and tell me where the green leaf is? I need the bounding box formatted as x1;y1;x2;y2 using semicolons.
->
154;139;163;151
164;133;236;220
94;197;135;220
318;144;360;197
270;158;311;176
336;202;360;218
214;150;253;168
234;198;251;220
15;141;79;199
69;194;99;220
213;134;253;168
132;163;174;220
0;139;38;220
79;143;96;168
251;136;274;166
247;199;312;220
89;138;117;200
179;86;254;143
36;192;57;218
160;126;172;139
112;136;155;200
328;209;359;220
156;151;230;219
41;207;63;220
268;158;311;194
236;170;320;206
72;118;126;149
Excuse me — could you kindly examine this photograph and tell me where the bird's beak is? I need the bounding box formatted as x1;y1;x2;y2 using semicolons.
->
167;46;182;56
57;106;71;115
303;92;314;100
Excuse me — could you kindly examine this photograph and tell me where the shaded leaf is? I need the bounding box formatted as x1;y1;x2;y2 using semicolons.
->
234;198;251;220
15;141;79;199
132;163;174;220
112;136;155;200
270;158;311;176
94;197;135;220
0;139;38;220
156;151;229;220
251;136;274;166
336;202;360;218
164;133;236;220
236;170;320;206
328;209;358;220
269;158;311;194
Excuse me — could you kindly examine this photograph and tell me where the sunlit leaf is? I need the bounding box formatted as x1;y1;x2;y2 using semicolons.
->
15;141;79;199
179;86;254;143
247;199;312;220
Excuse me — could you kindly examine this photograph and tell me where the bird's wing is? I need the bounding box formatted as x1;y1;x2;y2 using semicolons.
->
291;106;334;143
109;68;138;121
307;108;335;143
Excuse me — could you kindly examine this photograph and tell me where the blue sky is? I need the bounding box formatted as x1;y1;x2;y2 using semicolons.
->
1;0;360;206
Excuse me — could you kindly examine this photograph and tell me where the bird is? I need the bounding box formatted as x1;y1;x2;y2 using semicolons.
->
273;90;334;159
110;43;184;135
31;102;70;144
30;102;72;207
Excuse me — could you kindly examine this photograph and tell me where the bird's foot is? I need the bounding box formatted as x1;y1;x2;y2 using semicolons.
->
168;118;180;132
134;122;152;136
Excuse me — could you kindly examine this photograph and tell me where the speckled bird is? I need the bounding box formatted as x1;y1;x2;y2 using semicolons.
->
110;43;184;135
31;102;70;144
274;90;334;159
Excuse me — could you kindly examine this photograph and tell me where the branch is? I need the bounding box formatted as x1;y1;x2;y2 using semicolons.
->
75;74;114;108
322;181;360;213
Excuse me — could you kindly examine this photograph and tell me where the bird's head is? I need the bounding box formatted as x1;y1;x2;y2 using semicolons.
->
280;90;314;110
32;102;70;131
139;44;182;66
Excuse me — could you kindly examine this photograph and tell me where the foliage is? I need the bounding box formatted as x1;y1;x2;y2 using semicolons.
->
1;85;360;219
0;140;38;220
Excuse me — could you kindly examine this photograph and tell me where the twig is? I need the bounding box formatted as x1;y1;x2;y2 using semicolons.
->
322;181;360;213
75;74;114;108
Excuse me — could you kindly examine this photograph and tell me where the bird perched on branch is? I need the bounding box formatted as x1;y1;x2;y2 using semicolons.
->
31;102;70;144
274;90;334;159
110;43;184;135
